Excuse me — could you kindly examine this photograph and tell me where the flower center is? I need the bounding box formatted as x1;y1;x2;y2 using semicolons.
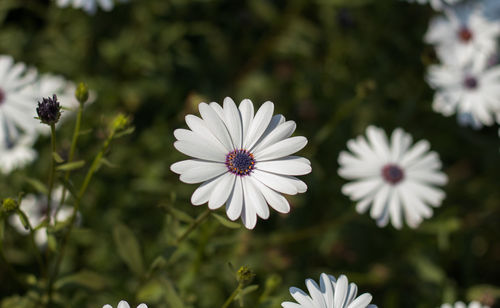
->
381;164;404;185
463;76;478;89
225;149;255;176
458;27;473;42
0;88;5;106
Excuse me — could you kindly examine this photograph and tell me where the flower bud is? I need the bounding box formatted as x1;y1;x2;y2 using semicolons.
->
36;94;61;125
75;82;89;105
236;266;255;286
1;198;18;212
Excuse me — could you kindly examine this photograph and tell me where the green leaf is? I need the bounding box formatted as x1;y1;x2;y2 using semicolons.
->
137;279;164;303
212;213;241;229
52;152;64;163
113;224;144;276
54;270;110;290
56;160;85;171
114;126;135;138
24;178;48;195
16;210;30;231
161;278;185;308
164;206;194;223
78;128;93;136
236;285;259;298
99;158;118;168
59;178;78;199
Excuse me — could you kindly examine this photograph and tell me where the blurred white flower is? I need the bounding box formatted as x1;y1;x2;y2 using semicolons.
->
427;56;500;126
425;7;500;65
281;273;377;308
8;187;74;247
55;0;115;14
440;301;490;308
338;126;447;229
171;97;311;229
405;0;462;11
0;55;39;135
0;133;37;174
103;301;147;308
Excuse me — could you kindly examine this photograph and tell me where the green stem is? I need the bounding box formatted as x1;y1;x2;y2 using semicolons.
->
55;104;83;217
221;284;243;308
175;209;211;245
47;124;57;223
47;132;116;306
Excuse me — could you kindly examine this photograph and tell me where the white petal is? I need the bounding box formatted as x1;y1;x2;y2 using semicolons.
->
289;287;314;306
241;196;257;229
117;301;131;308
179;163;227;184
226;177;243;220
199;102;234;150
252;121;296;154
102;305;112;308
347;293;373;308
256;156;311;176
366;126;391;162
281;302;302;308
370;184;391;220
137;304;148;308
244;177;270;219
208;173;236;209
223;97;243;149
252;179;291;213
191;175;225;206
252;170;297;195
342;178;384;201
239;99;254;144
255;136;307;161
333;275;348;308
389;189;403;229
400;140;430;167
185;114;228;151
244;101;274;149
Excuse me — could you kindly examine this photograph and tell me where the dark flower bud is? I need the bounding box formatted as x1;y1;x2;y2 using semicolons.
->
36;94;61;125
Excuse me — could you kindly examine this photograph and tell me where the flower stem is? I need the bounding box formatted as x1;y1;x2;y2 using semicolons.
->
46;124;57;224
175;209;211;245
47;131;116;306
221;284;243;308
17;209;45;277
55;103;83;217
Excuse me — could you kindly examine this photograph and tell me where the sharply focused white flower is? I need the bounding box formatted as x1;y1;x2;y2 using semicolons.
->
0;55;39;135
55;0;119;14
440;301;490;308
0;133;37;174
8;187;74;246
171;97;311;229
405;0;462;11
338;126;448;229
103;301;147;308
427;56;500;126
425;7;500;65
282;273;377;308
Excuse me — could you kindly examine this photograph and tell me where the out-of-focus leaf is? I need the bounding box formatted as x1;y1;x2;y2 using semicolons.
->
411;255;445;284
164;205;194;223
54;270;110;290
137;279;164;303
59;177;78;199
52;152;64;163
467;285;500;302
56;160;85;171
236;284;259;299
211;213;241;229
113;223;145;277
161;278;185;308
24;178;48;195
114;126;135;138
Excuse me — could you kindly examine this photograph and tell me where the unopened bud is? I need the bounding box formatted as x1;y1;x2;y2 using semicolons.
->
236;266;255;285
36;94;61;125
2;198;18;212
75;82;89;105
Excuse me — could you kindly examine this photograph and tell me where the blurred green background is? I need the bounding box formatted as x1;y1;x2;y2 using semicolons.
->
0;0;499;307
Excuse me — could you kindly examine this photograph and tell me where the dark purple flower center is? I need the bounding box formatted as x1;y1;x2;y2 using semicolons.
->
381;164;404;185
226;149;255;176
458;27;473;42
0;88;5;105
463;76;478;89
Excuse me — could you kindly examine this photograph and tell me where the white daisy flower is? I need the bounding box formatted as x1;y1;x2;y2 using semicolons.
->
103;301;147;308
0;55;39;135
427;56;500;126
8;187;74;247
171;97;311;229
0;132;37;174
425;7;500;65
405;0;463;11
281;273;377;308
440;301;490;308
55;0;117;14
337;126;448;229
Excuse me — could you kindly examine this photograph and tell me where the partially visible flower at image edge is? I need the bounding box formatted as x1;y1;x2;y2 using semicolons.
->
338;126;448;229
404;0;463;11
103;300;147;308
440;301;490;308
281;273;377;308
171;97;311;229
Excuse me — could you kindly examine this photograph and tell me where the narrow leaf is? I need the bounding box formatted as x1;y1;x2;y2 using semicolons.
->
56;160;85;171
24;178;48;195
212;213;241;229
113;224;144;276
54;270;110;290
52;152;64;163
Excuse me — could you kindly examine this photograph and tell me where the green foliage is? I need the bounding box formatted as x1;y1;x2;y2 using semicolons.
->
0;0;498;307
